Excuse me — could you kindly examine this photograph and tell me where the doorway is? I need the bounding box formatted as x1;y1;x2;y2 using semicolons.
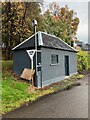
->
65;56;69;76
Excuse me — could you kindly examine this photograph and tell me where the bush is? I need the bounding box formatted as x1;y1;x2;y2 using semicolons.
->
77;50;89;72
2;61;13;71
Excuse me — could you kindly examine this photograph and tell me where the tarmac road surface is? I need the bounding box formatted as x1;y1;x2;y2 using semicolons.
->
3;75;88;118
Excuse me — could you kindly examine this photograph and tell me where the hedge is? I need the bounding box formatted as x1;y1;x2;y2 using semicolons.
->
77;50;89;72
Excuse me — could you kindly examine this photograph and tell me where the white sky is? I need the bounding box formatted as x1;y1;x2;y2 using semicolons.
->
43;1;88;43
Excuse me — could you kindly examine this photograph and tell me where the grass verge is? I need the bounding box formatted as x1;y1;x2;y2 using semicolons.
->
2;61;85;114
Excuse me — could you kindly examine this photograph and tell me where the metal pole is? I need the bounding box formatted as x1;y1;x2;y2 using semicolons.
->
35;25;37;79
31;58;33;70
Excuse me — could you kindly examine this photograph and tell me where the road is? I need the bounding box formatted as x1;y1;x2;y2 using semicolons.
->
3;75;88;118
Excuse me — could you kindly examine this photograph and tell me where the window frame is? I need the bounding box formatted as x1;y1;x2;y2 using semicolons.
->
51;54;59;65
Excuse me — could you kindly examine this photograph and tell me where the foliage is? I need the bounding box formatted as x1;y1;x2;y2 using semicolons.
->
2;61;13;71
43;2;80;45
2;2;79;60
77;50;89;72
2;2;44;60
71;74;85;79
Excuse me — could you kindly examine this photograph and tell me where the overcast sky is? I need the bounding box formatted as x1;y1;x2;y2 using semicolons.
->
43;1;88;43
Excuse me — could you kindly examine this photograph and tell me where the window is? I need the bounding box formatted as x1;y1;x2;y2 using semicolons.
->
51;54;59;64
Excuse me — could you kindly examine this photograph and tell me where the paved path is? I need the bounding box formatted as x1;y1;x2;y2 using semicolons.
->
3;76;88;118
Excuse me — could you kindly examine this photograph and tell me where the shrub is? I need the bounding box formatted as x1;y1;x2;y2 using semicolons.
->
77;50;89;72
2;61;13;71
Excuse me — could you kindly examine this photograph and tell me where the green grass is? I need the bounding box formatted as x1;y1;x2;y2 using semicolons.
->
2;61;33;113
2;69;30;113
2;61;85;114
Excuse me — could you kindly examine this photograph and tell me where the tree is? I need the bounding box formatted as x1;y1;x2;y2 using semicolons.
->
2;2;79;60
43;2;80;46
2;2;43;60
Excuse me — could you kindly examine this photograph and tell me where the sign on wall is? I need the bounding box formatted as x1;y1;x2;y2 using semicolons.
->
26;50;36;70
26;50;36;60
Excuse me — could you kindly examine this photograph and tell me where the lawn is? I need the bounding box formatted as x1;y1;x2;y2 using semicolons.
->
1;61;85;114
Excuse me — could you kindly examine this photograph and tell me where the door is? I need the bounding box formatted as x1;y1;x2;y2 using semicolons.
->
65;56;69;76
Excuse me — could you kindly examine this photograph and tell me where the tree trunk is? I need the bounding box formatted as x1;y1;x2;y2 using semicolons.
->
4;2;11;60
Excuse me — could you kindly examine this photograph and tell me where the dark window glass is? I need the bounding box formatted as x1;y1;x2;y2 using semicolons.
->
51;54;59;64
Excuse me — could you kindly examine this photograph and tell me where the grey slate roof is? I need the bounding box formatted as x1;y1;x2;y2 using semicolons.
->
12;31;77;52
